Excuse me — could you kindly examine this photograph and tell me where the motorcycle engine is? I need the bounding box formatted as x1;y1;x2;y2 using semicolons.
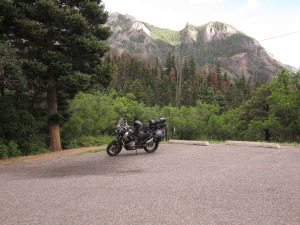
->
123;129;134;141
125;141;136;150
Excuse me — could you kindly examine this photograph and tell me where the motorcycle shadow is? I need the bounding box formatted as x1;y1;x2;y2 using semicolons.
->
110;150;153;157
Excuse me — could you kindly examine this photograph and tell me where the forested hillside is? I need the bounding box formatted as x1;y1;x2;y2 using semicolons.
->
107;52;252;109
106;12;284;82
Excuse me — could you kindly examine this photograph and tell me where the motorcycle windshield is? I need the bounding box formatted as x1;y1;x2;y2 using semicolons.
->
117;118;124;126
117;118;128;126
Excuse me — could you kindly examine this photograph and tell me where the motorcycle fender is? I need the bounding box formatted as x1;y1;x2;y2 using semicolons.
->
110;139;122;146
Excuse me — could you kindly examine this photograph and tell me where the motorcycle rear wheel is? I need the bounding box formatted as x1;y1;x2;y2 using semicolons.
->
144;141;159;153
106;141;122;156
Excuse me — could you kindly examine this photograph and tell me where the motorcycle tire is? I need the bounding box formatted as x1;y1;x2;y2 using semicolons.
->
106;140;122;156
144;141;159;153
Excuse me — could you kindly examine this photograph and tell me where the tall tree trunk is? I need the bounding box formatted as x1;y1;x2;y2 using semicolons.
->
264;128;271;142
47;78;62;151
0;86;4;97
176;55;183;108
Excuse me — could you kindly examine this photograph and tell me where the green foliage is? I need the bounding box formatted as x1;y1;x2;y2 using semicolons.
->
146;24;180;45
20;135;49;156
0;40;26;93
0;140;22;159
65;135;112;149
0;140;9;159
61;91;147;147
1;0;113;154
239;69;300;142
1;0;112;151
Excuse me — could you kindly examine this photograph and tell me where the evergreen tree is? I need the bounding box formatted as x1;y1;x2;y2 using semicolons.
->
189;56;196;80
181;81;191;106
182;58;190;81
240;84;272;141
1;0;111;151
267;69;300;141
210;70;218;91
0;40;25;98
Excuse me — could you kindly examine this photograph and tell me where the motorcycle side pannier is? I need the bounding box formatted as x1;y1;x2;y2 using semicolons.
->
149;117;166;125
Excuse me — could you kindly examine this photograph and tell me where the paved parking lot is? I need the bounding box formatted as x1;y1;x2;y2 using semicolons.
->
0;144;300;225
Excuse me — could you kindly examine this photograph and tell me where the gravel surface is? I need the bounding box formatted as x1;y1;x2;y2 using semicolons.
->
0;144;300;225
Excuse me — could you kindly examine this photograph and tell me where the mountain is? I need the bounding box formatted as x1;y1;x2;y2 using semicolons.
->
106;12;284;82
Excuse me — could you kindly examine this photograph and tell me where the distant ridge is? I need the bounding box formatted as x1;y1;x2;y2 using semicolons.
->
106;12;284;81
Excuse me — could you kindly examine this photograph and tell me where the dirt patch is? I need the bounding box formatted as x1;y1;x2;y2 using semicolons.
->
0;145;106;167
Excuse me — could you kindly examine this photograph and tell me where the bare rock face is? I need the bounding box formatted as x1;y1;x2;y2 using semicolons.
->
130;21;151;35
180;23;198;44
201;22;237;42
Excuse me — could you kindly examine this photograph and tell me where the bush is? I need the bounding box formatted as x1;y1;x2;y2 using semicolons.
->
7;141;21;158
64;135;113;149
207;115;227;140
0;141;9;159
21;136;49;156
0;140;21;159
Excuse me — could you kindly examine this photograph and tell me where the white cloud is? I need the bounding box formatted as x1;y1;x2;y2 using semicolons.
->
235;0;263;16
245;0;263;10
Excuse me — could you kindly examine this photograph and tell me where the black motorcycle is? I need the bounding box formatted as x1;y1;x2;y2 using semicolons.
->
106;118;166;156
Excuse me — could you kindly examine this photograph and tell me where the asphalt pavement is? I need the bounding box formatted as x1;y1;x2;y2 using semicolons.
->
0;143;299;225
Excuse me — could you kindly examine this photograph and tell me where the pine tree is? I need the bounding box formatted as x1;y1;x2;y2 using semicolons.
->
182;58;190;81
210;70;218;91
189;56;196;80
1;0;111;151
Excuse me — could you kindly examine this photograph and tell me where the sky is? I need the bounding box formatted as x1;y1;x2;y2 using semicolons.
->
104;0;300;69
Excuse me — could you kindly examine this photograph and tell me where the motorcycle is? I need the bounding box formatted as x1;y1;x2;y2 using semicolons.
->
106;118;167;156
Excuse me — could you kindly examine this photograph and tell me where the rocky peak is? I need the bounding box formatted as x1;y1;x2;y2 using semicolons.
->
202;22;237;42
107;12;151;37
107;12;136;23
180;23;198;44
130;21;151;35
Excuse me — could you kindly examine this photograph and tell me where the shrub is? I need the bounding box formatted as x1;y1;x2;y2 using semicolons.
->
21;136;49;156
7;141;21;158
0;141;9;159
0;140;21;159
64;135;113;149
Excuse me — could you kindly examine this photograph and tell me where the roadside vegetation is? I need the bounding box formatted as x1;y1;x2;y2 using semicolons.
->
61;68;300;150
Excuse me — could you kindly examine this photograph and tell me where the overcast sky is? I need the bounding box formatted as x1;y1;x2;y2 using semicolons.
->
104;0;300;69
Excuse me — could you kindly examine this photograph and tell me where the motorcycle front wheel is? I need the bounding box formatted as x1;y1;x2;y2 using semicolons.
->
144;141;159;153
106;140;122;156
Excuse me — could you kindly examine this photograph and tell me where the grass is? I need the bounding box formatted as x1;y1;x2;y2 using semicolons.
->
277;142;300;147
